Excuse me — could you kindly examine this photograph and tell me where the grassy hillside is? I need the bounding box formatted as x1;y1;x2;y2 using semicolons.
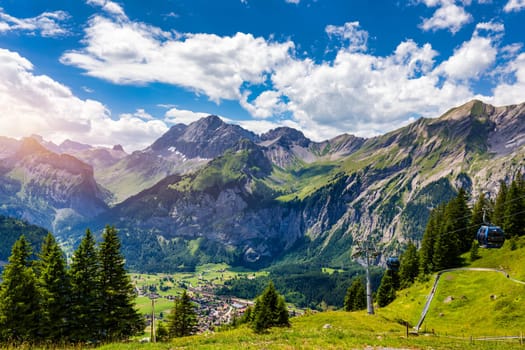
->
97;237;525;349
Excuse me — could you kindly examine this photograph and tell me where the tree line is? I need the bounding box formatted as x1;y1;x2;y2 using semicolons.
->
0;226;144;345
344;173;525;309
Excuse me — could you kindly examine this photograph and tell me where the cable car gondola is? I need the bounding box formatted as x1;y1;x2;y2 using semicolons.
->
386;257;400;271
476;225;505;248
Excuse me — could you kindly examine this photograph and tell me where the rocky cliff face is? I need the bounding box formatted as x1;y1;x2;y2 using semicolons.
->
0;138;108;233
87;100;525;271
2;100;525;272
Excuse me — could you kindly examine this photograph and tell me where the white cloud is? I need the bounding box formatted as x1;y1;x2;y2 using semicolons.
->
164;107;212;125
420;2;473;34
240;90;288;118
0;48;167;151
86;0;127;18
474;21;504;35
0;8;70;37
325;21;368;52
504;0;525;12
437;35;498;80
285;0;301;3
60;15;294;103
268;39;476;140
491;53;525;105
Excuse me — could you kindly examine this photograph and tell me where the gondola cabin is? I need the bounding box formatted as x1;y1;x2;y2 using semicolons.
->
386;257;400;271
477;225;505;248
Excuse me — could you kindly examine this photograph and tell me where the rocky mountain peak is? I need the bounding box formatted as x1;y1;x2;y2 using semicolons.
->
59;139;92;153
150;115;257;159
112;144;125;152
260;127;311;148
16;137;50;157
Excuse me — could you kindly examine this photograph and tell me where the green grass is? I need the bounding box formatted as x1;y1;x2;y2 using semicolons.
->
98;309;525;349
106;240;525;349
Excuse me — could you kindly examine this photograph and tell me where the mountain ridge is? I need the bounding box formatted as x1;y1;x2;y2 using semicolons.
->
1;100;524;271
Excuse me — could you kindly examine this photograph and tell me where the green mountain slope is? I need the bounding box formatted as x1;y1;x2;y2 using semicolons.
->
0;215;49;263
80;100;525;272
99;238;525;350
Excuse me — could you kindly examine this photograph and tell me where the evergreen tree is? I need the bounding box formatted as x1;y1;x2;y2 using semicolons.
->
470;192;490;237
68;229;102;343
168;289;198;338
36;233;70;343
0;236;41;343
432;215;460;271
398;242;419;289
343;278;366;311
419;205;444;275
452;188;471;252
503;179;525;237
99;226;144;341
493;181;508;227
376;271;396;307
156;322;169;342
469;240;480;261
252;281;290;333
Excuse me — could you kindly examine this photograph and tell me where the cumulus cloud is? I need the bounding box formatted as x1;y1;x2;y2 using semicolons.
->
504;0;525;12
325;21;368;52
86;0;127;18
0;48;167;151
419;1;473;34
437;35;498;80
60;15;294;103
269;39;478;140
491;53;525;105
0;8;70;37
164;107;212;125
57;1;524;145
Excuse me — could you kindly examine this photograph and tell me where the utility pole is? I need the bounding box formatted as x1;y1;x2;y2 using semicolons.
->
150;293;159;343
353;240;378;315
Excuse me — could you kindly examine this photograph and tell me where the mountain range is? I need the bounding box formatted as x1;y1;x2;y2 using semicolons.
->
1;100;524;271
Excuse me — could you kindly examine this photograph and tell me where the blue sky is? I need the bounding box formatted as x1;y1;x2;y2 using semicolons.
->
0;0;524;151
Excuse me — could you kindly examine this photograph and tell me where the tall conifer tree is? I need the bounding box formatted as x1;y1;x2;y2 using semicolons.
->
503;179;525;237
36;233;70;343
69;229;101;342
168;289;198;338
0;236;41;343
399;242;419;288
344;278;366;311
99;225;144;341
493;181;508;227
376;271;396;307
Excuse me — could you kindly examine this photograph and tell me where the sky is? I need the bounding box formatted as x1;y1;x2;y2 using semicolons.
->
0;0;524;151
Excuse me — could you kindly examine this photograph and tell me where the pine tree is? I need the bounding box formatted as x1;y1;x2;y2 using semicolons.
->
398;242;419;289
493;181;507;227
471;192;490;237
503;179;525;237
452;188;471;252
168;289;198;338
343;278;366;311
252;281;289;333
376;271;396;307
432;215;460;271
68;229;102;343
99;226;144;341
36;233;70;343
419;205;444;275
0;236;41;343
469;240;480;261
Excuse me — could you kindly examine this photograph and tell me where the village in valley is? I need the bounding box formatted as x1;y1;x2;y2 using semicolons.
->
132;264;261;332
